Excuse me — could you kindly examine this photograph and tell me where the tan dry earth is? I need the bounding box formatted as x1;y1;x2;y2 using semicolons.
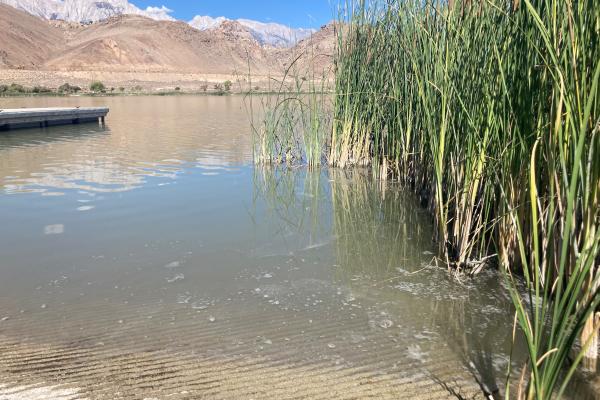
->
291;23;337;78
0;3;64;69
0;4;335;92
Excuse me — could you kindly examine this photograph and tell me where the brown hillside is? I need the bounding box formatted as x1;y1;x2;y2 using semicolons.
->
44;15;286;74
292;23;337;77
0;3;64;69
0;3;335;88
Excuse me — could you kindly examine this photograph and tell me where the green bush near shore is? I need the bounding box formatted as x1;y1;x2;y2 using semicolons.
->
0;83;27;93
0;82;251;97
90;81;106;93
58;83;81;94
31;86;52;93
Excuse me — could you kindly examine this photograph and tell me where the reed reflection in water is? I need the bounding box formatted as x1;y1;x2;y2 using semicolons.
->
252;166;534;399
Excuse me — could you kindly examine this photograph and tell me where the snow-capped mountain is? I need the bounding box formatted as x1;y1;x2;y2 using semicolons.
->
0;0;174;23
190;15;314;48
0;0;315;48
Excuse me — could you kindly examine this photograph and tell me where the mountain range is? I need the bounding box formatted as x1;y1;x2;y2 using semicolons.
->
0;0;314;48
0;1;335;92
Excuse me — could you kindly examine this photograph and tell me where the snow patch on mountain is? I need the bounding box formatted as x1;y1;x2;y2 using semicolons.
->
189;15;314;48
0;0;175;23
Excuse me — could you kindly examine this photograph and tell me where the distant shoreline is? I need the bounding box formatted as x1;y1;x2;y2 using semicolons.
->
0;69;333;99
0;90;332;98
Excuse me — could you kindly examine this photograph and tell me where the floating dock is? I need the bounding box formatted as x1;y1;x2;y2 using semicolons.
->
0;107;109;130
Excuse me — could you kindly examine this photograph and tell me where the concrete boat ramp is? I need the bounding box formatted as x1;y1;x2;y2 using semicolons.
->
0;107;108;130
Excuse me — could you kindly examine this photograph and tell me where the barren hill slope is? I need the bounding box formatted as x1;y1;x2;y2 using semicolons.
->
291;23;337;76
0;3;335;90
45;15;285;74
0;3;64;69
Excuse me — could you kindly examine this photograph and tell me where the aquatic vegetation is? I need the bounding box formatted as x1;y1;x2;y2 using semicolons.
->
248;0;599;397
247;43;333;167
330;0;599;397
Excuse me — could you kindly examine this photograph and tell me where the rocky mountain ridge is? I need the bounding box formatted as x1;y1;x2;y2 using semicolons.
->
189;15;314;48
1;0;314;48
0;2;335;92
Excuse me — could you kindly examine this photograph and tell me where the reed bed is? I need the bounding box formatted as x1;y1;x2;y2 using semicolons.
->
248;46;332;168
330;0;599;397
248;0;598;396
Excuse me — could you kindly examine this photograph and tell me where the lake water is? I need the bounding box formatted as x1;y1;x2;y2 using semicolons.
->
0;96;593;399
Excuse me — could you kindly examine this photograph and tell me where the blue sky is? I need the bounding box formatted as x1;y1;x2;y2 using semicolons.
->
134;0;335;28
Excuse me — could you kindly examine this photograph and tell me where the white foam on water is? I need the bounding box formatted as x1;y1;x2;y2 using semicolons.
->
44;224;64;235
165;261;181;269
0;384;85;400
76;206;95;212
301;240;331;251
191;298;215;310
177;294;192;304
407;344;427;362
167;274;185;283
379;319;394;329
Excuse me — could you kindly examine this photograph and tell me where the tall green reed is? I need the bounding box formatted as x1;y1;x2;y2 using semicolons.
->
331;0;599;397
247;42;333;168
247;0;598;395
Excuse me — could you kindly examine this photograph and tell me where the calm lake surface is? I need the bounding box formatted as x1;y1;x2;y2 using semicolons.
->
0;96;591;399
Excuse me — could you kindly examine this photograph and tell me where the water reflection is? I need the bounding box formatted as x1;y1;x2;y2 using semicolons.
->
431;291;508;399
252;166;331;250
0;96;252;196
330;168;435;280
252;166;524;398
0;97;591;398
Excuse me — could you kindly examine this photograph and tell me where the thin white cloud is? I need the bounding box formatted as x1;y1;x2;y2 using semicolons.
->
142;5;174;21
